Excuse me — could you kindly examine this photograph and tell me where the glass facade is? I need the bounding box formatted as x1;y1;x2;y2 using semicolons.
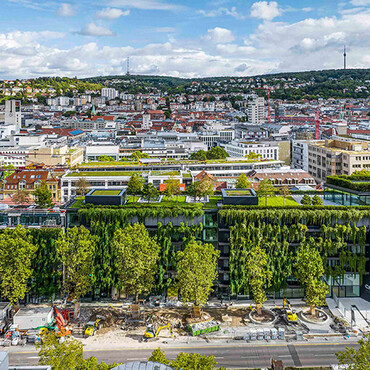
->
324;186;370;206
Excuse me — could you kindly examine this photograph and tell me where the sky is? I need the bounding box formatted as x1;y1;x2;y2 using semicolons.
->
1;0;370;79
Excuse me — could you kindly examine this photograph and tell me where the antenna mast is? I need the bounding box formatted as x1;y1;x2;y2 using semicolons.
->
343;46;347;70
126;56;130;76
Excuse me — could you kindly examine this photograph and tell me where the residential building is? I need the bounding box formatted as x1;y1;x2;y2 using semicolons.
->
307;138;370;182
101;88;118;100
1;170;61;203
26;145;84;167
224;140;279;160
247;97;265;124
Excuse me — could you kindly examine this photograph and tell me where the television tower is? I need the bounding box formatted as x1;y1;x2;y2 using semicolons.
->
343;45;347;70
126;56;130;76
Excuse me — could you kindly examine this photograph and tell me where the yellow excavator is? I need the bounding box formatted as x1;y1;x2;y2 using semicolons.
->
143;323;172;341
283;297;298;323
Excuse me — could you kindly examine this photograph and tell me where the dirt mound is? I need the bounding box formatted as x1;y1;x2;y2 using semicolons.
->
89;307;125;327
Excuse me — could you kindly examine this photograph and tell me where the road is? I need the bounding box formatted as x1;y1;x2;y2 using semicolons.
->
7;341;360;369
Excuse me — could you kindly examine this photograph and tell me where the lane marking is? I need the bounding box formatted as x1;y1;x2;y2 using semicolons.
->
9;342;360;355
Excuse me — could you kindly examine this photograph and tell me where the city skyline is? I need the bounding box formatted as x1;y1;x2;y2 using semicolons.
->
0;0;370;79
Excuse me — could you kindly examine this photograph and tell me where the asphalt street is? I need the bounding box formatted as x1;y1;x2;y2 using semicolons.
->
7;341;360;369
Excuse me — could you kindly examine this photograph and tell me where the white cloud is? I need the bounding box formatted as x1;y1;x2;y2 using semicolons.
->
155;27;176;33
302;7;313;12
198;7;245;20
78;23;115;37
250;1;281;20
108;0;184;11
96;8;130;19
204;27;235;43
351;0;370;5
57;3;75;17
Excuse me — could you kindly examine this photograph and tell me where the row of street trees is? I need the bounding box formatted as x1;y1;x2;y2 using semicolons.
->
0;224;219;312
246;237;328;316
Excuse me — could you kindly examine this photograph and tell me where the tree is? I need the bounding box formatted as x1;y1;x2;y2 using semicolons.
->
301;194;312;205
56;226;96;316
112;224;160;302
76;177;90;196
336;334;370;370
0;226;37;304
294;239;328;316
164;176;181;201
235;173;251;189
190;150;207;161
177;240;220;307
38;332;116;370
131;151;149;161
279;186;291;206
206;146;229;160
126;174;143;202
148;348;170;366
256;179;275;206
142;183;159;202
246;152;262;161
193;177;214;200
245;244;272;315
149;348;223;370
98;155;115;162
34;182;53;208
12;189;30;205
312;194;323;205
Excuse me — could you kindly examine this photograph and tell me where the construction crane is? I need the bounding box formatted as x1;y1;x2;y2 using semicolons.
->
315;109;321;140
255;87;274;124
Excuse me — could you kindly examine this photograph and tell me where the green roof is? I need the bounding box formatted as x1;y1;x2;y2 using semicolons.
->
66;171;144;177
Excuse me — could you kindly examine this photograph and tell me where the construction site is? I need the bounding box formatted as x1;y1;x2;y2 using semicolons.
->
1;296;369;358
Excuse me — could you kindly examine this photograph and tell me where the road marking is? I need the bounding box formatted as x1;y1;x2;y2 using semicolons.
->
214;357;224;359
127;358;145;361
278;355;291;358
241;356;260;359
27;356;39;359
315;354;333;357
9;342;359;355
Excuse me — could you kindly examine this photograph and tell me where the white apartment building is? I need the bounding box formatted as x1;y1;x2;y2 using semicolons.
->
199;130;234;149
247;97;265;124
101;88;118;100
292;140;310;172
0;100;22;139
56;97;70;106
224;140;279;160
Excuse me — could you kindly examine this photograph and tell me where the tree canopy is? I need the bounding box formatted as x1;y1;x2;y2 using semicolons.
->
235;173;251;189
336;334;370;370
34;182;53;208
294;238;328;315
112;223;160;301
177;240;220;307
56;226;96;301
0;226;37;304
256;179;275;206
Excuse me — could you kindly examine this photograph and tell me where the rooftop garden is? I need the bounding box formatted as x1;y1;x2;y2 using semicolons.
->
326;170;370;192
92;190;122;196
66;171;144;177
225;190;253;196
258;196;298;206
150;171;180;177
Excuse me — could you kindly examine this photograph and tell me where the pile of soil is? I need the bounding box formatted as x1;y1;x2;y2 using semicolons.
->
89;307;126;327
250;309;275;323
302;310;328;323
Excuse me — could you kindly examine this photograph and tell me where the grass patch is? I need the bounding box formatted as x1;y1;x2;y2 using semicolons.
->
226;190;253;196
70;196;85;208
162;195;186;203
92;190;121;196
204;196;222;209
151;171;180;176
66;171;144;177
258;196;298;207
182;173;192;178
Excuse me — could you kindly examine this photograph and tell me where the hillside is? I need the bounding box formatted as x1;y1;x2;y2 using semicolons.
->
84;69;370;99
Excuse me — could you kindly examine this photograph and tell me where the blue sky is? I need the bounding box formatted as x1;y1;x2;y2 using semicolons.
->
1;0;370;78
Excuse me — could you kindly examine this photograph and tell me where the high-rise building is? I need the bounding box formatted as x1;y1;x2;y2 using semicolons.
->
5;100;21;132
247;97;265;124
101;88;118;100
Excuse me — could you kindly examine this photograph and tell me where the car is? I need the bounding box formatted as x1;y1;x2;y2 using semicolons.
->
365;284;370;291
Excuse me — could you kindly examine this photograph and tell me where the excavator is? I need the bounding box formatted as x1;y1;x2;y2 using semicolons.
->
143;323;172;342
282;298;297;323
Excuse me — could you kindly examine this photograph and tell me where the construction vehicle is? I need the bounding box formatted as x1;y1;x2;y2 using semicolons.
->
84;316;105;338
0;303;12;335
143;323;172;341
282;298;298;323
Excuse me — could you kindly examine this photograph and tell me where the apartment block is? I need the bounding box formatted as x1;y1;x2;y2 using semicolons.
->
307;138;370;182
